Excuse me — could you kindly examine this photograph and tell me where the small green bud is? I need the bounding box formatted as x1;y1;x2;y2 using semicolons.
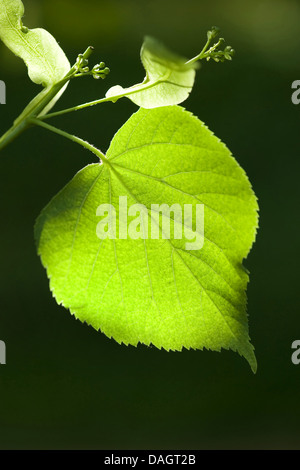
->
223;46;235;60
207;26;220;41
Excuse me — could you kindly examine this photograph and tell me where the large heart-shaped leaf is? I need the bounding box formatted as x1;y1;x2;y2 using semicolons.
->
35;106;258;371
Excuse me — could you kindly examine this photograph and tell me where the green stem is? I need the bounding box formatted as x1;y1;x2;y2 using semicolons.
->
39;95;112;120
30;118;108;164
0;119;30;152
185;31;223;65
39;75;170;121
0;46;94;152
186;43;210;65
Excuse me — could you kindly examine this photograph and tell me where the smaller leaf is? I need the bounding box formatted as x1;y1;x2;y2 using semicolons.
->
0;0;70;113
106;36;197;108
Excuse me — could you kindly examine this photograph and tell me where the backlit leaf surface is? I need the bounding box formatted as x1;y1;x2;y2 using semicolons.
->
106;37;196;108
0;0;70;113
36;106;258;371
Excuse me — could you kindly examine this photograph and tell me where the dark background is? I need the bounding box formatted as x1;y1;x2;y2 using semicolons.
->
0;0;299;449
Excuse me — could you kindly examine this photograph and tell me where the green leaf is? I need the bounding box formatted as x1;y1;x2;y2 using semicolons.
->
35;106;258;372
0;0;70;113
106;36;197;108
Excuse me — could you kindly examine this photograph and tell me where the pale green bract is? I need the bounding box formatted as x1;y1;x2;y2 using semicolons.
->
0;0;70;114
35;106;258;372
106;36;197;108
